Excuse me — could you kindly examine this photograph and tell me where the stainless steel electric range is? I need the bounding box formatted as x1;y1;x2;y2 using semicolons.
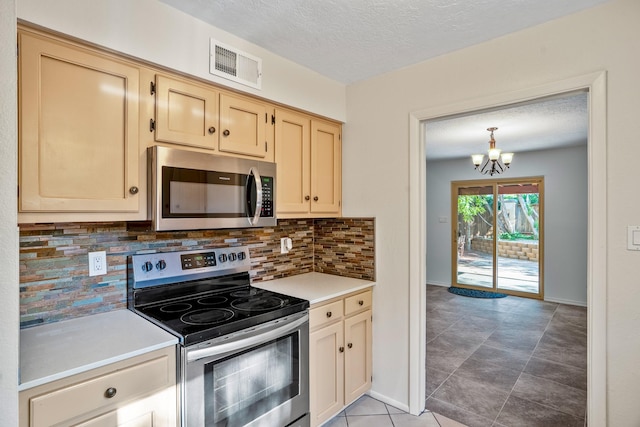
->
129;246;310;427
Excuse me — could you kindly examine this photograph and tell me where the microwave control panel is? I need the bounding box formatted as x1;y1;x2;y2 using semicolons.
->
261;177;274;217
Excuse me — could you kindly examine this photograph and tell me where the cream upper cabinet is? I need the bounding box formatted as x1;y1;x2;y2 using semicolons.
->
308;289;372;427
310;120;342;214
18;30;142;215
275;109;311;214
19;346;177;427
275;109;342;218
218;92;270;159
153;74;219;150
152;75;273;161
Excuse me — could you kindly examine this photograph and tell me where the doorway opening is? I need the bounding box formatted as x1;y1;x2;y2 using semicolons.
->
453;177;544;299
408;71;606;424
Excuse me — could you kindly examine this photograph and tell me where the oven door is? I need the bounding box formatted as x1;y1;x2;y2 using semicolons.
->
182;312;309;427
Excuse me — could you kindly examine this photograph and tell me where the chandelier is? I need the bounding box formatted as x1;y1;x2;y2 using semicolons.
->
471;127;514;176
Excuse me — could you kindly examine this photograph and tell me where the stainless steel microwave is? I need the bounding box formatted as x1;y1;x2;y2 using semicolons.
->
148;146;276;231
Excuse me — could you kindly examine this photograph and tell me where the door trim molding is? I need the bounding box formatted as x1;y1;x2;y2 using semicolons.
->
408;71;607;424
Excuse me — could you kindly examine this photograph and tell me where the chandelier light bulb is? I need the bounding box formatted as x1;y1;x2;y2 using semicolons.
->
471;154;484;166
488;148;501;161
470;127;514;176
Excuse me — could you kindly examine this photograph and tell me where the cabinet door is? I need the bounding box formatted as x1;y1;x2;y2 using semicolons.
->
19;32;140;212
310;120;341;215
219;93;268;158
75;408;154;427
309;322;344;427
344;310;372;405
275;109;311;215
154;74;219;150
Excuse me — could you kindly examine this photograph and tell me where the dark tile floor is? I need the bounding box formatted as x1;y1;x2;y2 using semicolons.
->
426;284;587;427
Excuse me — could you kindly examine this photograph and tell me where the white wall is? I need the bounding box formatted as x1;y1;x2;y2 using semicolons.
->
0;0;19;425
344;0;640;423
426;145;588;306
17;0;347;122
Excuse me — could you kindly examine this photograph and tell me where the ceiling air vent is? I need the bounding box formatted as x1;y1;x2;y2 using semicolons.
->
210;39;262;90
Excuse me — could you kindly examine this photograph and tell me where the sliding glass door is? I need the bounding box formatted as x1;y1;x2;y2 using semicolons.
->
452;178;544;298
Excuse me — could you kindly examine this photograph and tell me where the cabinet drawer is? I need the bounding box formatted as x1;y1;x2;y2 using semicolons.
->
310;300;343;329
30;355;170;427
344;290;372;316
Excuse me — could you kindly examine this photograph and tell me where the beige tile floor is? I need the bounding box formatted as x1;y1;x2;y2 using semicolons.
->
323;395;467;427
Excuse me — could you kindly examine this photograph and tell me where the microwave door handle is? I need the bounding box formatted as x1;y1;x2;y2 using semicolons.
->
247;166;263;226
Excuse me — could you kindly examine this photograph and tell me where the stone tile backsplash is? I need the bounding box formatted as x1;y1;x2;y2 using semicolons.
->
19;218;375;328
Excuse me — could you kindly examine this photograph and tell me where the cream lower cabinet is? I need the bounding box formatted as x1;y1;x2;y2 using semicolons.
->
309;289;372;427
275;109;341;218
19;346;177;427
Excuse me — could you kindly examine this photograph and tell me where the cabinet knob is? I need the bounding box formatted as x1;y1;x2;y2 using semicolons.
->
313;196;319;202
326;311;332;318
223;129;230;136
208;126;216;134
358;300;364;306
129;186;139;195
347;343;353;349
339;346;344;353
104;387;117;398
305;195;310;201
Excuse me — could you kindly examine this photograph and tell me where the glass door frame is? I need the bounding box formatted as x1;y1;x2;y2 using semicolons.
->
450;176;544;300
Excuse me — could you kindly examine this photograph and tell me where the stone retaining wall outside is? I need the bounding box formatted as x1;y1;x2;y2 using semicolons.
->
470;237;538;262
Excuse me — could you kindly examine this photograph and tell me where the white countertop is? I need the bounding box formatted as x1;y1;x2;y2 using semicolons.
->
19;310;178;391
255;272;375;305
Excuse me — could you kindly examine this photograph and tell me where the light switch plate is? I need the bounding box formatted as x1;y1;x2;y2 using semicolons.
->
88;251;107;276
627;226;640;251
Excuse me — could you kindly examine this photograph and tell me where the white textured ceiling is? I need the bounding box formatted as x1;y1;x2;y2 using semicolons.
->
158;0;610;84
156;0;596;158
425;92;588;160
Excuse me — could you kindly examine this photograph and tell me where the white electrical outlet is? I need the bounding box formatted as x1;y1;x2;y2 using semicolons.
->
88;251;107;276
280;237;293;254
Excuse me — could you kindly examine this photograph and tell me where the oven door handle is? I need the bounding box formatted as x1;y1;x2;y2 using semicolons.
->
186;313;308;363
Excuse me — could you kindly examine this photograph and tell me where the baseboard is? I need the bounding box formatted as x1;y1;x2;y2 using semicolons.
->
426;281;450;287
544;296;587;307
367;390;410;413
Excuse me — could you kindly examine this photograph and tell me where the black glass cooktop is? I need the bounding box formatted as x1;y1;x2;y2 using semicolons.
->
133;277;308;346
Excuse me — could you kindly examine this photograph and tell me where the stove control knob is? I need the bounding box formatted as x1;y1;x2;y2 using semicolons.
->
229;253;237;261
218;253;228;263
237;251;246;261
141;261;153;272
156;259;167;271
